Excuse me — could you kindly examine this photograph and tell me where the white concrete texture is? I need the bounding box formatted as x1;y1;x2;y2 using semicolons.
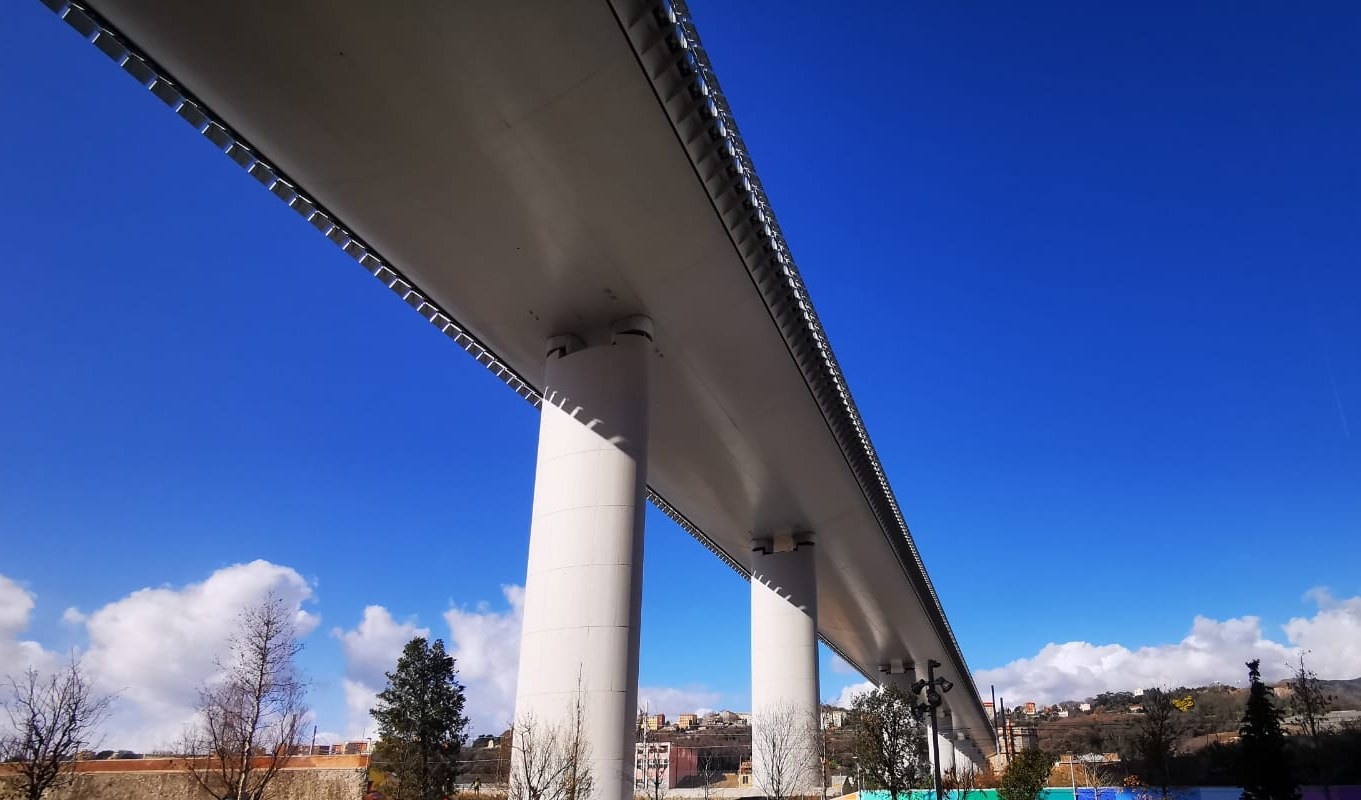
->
878;661;918;697
749;540;821;793
512;331;651;800
936;713;958;774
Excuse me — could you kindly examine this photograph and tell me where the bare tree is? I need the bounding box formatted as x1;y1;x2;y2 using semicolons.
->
508;691;592;800
1289;653;1333;800
640;742;667;800
943;763;988;800
1079;754;1120;800
1;658;114;800
635;708;666;800
697;752;721;800
1057;754;1118;800
182;592;308;800
752;703;819;800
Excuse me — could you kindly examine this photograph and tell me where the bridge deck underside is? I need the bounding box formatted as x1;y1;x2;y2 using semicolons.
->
82;0;991;756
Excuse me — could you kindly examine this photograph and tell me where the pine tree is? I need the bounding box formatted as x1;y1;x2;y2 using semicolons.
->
1239;659;1298;800
372;638;470;800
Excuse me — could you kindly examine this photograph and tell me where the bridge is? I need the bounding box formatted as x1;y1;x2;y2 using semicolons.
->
38;0;997;793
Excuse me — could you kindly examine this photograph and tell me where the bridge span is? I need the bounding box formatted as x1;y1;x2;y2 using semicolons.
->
39;0;997;792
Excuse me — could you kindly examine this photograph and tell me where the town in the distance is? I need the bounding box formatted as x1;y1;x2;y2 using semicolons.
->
14;620;1359;800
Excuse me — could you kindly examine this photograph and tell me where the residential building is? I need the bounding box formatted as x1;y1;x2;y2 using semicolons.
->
998;722;1040;755
633;742;698;791
676;713;698;731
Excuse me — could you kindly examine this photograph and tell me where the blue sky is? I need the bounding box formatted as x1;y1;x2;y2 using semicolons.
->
2;1;1359;745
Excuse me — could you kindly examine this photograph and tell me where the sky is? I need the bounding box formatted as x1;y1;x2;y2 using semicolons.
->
2;1;1360;750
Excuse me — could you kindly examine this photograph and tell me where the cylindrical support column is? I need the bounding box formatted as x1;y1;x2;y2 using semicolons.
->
750;536;820;796
937;712;958;775
954;742;975;773
512;321;652;800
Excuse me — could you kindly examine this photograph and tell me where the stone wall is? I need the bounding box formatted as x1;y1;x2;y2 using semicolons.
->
0;758;368;800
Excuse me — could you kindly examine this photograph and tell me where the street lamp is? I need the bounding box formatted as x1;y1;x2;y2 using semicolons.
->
911;659;953;800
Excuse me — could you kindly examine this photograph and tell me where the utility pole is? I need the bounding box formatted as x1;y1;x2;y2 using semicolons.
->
820;709;830;800
1001;697;1018;763
911;659;954;800
639;703;648;797
990;686;1001;757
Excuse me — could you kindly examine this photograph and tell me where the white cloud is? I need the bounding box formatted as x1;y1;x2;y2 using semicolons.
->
829;680;874;710
61;607;87;625
0;575;36;634
976;590;1361;704
343;588;726;739
0;573;58;675
637;685;722;718
829;655;858;675
332;606;429;739
79;560;318;750
444;585;525;737
1283;588;1361;677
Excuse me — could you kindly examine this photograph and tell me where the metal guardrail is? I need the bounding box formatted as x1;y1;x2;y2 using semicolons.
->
610;0;989;735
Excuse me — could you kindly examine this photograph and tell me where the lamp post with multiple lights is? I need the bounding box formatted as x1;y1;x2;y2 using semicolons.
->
911;659;955;800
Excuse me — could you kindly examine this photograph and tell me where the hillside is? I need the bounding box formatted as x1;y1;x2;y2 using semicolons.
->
1310;676;1361;709
1025;675;1361;755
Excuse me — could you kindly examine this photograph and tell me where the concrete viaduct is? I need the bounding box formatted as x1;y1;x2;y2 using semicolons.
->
36;0;998;795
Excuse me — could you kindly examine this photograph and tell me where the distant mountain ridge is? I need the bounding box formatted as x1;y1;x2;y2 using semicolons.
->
1295;676;1361;709
1050;676;1361;711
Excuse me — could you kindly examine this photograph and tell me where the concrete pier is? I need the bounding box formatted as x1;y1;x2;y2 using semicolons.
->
512;319;652;800
749;535;820;794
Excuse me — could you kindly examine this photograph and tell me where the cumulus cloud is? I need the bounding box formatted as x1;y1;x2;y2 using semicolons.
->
829;680;874;709
637;685;722;718
339;586;726;737
1283;589;1361;676
976;589;1361;704
445;585;525;736
0;574;34;633
0;573;59;675
332;606;430;739
334;586;528;739
79;560;318;750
